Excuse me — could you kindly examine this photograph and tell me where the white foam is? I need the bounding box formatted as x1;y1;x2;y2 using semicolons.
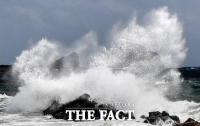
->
0;94;12;112
0;94;11;99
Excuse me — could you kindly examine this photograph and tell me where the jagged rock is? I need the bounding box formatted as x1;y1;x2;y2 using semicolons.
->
175;118;200;126
43;100;63;115
162;111;169;116
141;111;180;125
43;93;135;121
44;94;97;120
169;115;180;124
50;52;80;71
43;94;95;116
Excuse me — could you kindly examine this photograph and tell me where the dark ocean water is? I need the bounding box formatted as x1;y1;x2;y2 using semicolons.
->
180;78;200;102
0;83;18;96
178;67;200;102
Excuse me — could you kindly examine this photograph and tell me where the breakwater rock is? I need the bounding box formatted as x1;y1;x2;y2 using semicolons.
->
175;118;200;126
141;111;180;125
43;93;135;121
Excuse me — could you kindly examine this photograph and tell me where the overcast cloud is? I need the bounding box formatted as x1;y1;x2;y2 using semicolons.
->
0;0;199;66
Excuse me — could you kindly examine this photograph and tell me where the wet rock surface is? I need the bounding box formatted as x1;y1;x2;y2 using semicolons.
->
50;52;80;71
175;118;200;126
43;93;135;121
141;111;180;125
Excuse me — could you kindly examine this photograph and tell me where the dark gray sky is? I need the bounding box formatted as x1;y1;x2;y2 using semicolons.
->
0;0;199;66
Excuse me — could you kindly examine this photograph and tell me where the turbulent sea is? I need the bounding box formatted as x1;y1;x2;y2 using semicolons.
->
0;7;200;126
0;72;200;126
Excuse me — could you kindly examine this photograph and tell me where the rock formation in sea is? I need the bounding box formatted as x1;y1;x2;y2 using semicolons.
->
175;118;200;126
141;111;180;125
49;52;81;77
43;93;135;121
50;52;80;71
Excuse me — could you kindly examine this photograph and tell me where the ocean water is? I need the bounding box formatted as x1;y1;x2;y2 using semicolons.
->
0;7;200;126
180;78;200;102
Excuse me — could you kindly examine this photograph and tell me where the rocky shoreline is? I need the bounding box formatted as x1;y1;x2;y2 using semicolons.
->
175;118;200;126
43;93;135;121
43;93;196;125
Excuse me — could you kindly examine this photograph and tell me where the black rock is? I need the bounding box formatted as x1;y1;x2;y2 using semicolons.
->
43;100;63;115
162;111;169;116
160;116;169;122
169;115;180;123
43;93;135;121
43;93;97;120
145;117;157;125
142;111;180;125
50;52;80;71
175;118;200;126
140;115;146;119
149;111;162;118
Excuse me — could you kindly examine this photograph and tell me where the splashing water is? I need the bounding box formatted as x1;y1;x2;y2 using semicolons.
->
6;7;200;122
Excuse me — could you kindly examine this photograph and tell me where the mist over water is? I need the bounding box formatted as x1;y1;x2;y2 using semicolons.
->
5;7;200;122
